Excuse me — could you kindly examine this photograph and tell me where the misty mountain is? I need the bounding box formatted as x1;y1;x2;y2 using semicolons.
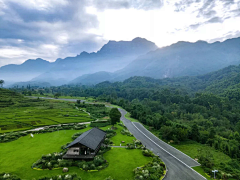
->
112;37;240;81
71;37;240;85
32;37;158;85
70;71;113;85
0;58;54;85
91;63;240;98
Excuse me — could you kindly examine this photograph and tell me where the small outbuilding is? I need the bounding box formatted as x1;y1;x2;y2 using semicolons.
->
63;127;106;160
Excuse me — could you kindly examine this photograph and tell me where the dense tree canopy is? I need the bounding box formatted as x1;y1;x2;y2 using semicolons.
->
109;108;121;126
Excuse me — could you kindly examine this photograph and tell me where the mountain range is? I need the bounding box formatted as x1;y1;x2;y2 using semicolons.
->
0;37;157;86
70;37;240;85
1;36;240;87
0;58;54;85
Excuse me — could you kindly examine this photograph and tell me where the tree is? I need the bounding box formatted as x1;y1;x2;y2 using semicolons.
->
54;93;61;99
109;108;121;126
0;80;4;87
190;123;200;142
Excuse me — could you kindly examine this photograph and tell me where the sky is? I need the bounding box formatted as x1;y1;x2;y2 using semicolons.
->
0;0;240;67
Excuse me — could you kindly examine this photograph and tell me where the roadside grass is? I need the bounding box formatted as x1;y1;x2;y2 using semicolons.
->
0;125;151;180
171;141;231;165
172;141;232;180
0;99;92;133
124;112;140;123
192;166;212;180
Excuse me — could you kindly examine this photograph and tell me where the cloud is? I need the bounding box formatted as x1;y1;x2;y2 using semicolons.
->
0;0;166;67
91;0;163;10
207;16;223;23
0;0;105;67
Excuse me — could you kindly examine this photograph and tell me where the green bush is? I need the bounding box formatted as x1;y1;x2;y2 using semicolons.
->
71;132;82;140
121;129;133;136
126;143;135;149
105;176;114;180
142;150;154;157
38;173;81;180
90;122;110;127
133;156;165;180
0;172;20;180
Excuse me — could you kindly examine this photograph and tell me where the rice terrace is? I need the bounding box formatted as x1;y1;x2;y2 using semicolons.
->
0;89;92;133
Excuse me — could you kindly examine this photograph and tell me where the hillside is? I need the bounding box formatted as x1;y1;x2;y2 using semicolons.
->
73;63;240;98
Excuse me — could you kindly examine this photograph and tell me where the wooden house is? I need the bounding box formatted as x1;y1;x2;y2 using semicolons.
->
63;128;106;160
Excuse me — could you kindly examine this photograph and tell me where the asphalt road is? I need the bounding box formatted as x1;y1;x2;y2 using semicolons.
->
118;108;206;180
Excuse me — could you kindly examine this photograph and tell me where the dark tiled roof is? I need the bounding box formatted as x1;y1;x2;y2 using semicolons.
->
65;128;106;150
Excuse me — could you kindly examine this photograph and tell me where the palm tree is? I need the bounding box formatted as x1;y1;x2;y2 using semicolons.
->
0;80;4;87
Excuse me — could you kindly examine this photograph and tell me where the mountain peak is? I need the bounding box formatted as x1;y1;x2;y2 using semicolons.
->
80;51;90;56
23;58;48;64
132;37;148;42
98;37;157;55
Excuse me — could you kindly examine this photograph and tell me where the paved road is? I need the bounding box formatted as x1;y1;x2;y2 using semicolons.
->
118;108;206;180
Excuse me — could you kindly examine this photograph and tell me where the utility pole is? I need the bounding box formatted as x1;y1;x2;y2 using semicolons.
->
212;170;218;179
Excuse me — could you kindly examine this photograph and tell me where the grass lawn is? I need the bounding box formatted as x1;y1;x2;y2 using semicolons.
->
101;124;136;146
0;125;151;180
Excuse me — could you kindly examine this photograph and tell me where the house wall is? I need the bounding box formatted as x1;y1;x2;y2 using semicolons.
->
66;147;80;155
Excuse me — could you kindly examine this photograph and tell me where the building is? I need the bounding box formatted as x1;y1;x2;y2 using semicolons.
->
63;127;106;160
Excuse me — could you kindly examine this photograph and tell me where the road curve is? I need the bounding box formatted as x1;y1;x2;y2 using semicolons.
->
118;108;206;180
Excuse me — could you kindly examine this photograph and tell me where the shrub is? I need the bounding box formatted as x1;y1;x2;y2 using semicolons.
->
82;164;89;170
142;150;154;157
0;173;20;180
121;129;133;136
72;132;82;140
38;173;81;180
105;176;114;180
133;156;166;180
126;143;135;149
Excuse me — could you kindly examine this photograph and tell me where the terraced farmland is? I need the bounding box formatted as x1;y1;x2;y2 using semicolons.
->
0;89;93;133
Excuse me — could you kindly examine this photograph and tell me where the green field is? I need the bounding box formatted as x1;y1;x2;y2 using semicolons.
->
0;125;151;180
0;98;92;133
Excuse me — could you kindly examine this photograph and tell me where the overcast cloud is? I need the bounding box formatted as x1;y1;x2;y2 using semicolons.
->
0;0;240;67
